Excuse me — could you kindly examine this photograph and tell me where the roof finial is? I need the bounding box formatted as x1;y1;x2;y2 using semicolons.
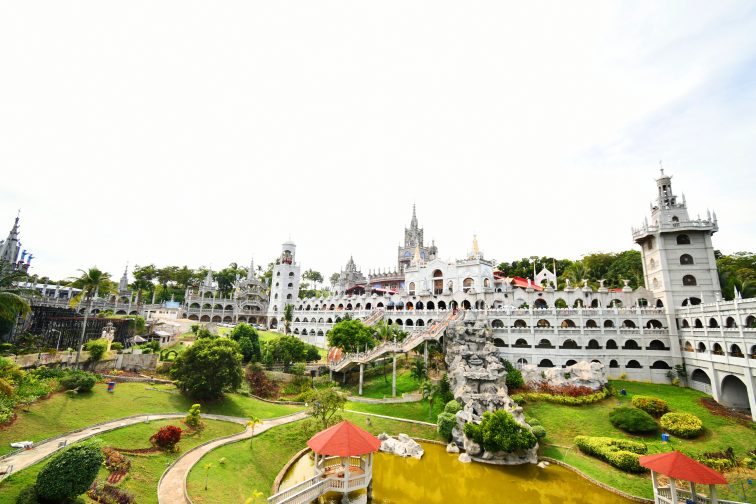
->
659;160;664;176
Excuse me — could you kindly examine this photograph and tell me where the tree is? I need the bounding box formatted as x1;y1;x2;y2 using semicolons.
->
131;264;157;304
0;262;32;324
327;319;376;353
717;252;756;300
261;335;307;371
303;269;323;292
438;373;453;404
229;323;261;362
303;387;346;431
502;359;525;390
410;359;427;383
283;303;294;334
70;267;112;369
463;410;537;453
329;272;339;289
170;338;243;399
421;380;439;420
35;441;104;502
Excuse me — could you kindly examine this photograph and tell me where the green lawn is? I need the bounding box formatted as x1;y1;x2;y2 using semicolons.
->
338;368;420;399
0;383;303;456
186;413;441;503
345;398;443;423
526;380;756;501
0;419;244;504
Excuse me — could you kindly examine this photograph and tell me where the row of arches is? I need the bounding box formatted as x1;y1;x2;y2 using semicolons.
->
681;315;756;329
514;357;672;369
504;337;669;351
293;328;325;337
492;318;664;329
683;341;755;358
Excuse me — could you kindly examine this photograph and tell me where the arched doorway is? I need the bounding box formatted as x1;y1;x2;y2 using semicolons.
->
720;375;751;412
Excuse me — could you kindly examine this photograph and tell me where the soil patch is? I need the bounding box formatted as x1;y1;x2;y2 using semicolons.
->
698;397;752;425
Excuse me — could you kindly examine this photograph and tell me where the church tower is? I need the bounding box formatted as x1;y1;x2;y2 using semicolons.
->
0;214;24;270
397;205;437;270
633;170;721;309
267;241;301;327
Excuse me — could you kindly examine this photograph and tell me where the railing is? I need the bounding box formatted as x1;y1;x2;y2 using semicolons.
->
656;486;744;504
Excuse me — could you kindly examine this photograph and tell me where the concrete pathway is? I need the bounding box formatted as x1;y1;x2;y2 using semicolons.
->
157;411;308;504
347;392;422;404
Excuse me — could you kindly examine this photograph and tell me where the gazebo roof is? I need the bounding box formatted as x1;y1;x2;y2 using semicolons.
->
639;451;728;485
307;420;381;456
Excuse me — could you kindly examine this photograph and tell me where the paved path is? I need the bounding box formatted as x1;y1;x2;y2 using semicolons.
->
347;393;422;404
157;411;308;504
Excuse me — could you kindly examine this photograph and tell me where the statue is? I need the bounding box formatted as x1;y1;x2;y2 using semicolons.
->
101;322;116;352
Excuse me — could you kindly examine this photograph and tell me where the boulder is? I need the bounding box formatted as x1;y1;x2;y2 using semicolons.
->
458;452;472;463
446;442;459;453
378;433;424;459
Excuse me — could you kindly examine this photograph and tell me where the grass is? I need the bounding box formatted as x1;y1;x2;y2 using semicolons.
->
345;398;444;423
0;418;244;504
526;380;755;501
186;413;441;502
338;368;420;399
0;382;303;456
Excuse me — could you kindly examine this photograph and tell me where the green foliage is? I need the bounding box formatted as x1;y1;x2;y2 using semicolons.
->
444;399;462;414
196;327;215;339
409;359;427;383
438;375;453;404
15;485;41;504
35;441;104;501
631;395;669;417
185;403;204;430
110;342;124;351
170;338;243;400
84;339;109;362
609;407;658;434
60;370;98;392
574;436;647;473
463;410;537;453
512;387;610;405
302;387;346;431
531;425;546;439
262;335;309;370
437;412;456;441
717;251;756;300
305;345;321;362
502;359;524;390
0;262;32;324
660;412;703;438
229;323;261;362
327;319;376;353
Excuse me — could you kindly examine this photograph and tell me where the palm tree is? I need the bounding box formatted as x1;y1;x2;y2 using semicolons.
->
70;267;111;369
421;380;439;420
283;303;294;334
0;262;32;324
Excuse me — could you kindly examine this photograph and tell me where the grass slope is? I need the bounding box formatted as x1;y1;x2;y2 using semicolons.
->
526;380;755;501
0;419;244;504
186;413;441;503
338;368;419;399
345;398;444;423
0;382;302;456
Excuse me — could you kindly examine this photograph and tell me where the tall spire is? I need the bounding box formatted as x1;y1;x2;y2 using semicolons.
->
410;203;418;229
247;258;255;281
119;263;129;293
0;212;22;266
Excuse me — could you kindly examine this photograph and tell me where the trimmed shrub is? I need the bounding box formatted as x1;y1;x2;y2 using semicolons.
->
631;395;669;417
660;412;703;438
574;436;648;473
502;359;525;390
60;370;98;392
444;399;462;415
110;342;124;351
84;339;109;362
531;425;546;439
609;407;658;434
184;403;204;430
512;387;610;406
15;485;40;504
35;441;104;501
463;410;537;453
437;412;456;441
150;425;183;451
527;418;541;426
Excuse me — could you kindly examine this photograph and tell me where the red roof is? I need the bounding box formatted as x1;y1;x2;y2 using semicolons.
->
307;420;381;456
639;451;728;485
327;347;343;364
510;276;544;291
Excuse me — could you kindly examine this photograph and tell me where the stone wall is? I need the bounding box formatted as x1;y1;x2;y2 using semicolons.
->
8;351;158;372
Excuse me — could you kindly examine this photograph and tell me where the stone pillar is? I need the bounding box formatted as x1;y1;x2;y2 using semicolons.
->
669;478;678;503
392;352;397;397
359;364;364;396
709;484;718;504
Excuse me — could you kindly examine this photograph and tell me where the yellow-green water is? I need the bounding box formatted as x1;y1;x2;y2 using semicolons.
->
280;443;633;503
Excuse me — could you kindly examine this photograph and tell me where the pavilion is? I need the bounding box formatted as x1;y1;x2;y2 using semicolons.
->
640;451;746;504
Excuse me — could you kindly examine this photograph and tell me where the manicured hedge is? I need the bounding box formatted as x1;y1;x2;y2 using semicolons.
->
609;407;658;434
660;412;703;438
631;395;669;417
437;412;456;441
574;436;648;473
511;387;610;405
35;441;104;501
531;425;546;439
60;370;98;392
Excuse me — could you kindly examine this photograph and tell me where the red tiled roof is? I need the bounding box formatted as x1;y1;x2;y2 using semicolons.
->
639;451;728;485
307;420;382;456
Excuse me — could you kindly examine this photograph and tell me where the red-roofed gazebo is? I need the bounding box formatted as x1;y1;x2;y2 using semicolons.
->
639;451;741;504
307;419;382;457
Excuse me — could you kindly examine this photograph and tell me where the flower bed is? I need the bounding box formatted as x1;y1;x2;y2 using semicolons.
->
512;387;610;406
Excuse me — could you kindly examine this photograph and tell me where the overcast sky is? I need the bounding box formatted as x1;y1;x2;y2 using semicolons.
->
2;1;755;283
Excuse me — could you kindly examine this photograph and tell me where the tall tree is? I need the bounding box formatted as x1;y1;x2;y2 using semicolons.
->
302;269;323;292
0;262;32;324
283;304;294;334
70;267;112;369
327;319;376;353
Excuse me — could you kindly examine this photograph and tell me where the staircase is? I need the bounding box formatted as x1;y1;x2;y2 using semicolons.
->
362;308;385;326
331;310;461;373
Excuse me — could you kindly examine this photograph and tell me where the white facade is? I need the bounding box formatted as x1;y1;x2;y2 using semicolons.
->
267;241;301;328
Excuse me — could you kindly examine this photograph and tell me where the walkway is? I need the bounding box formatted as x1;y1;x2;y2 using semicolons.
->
157;411;308;504
346;392;422;404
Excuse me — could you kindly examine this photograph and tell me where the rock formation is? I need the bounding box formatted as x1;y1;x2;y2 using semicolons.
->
520;361;607;390
445;312;538;464
378;433;424;459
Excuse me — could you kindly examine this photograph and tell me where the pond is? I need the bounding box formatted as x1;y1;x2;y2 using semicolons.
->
280;442;633;503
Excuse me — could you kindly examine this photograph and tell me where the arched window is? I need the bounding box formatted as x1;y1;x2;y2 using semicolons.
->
433;270;443;295
683;341;694;352
408;282;416;295
426;301;435;310
651;361;671;369
626;360;642;368
537;319;551;328
712;343;724;355
585;319;598;328
652;278;660;289
573;299;584;308
536;338;554;348
514;338;530;348
560;339;579;349
288;283;293;288
538;359;555;368
513;319;527;328
289;272;294;276
622;320;636;328
560;319;576;328
622;339;640;350
647;319;663;329
534;298;548;309
708;318;719;328
677;234;691;245
493;338;507;347
415;301;424;310
483;278;490;288
649;258;656;269
647;237;655;250
681;319;690;328
647;340;666;350
730;344;744;358
463;278;474;293
680;254;694;265
683;275;697;286
516;358;528;368
746;315;756;328
604;320;615;328
694;318;703;328
725;316;737;328
656;299;664;308
606;339;618;349
697;342;706;353
564;359;578;367
492;319;504;328
609;359;619;368
587;339;601;349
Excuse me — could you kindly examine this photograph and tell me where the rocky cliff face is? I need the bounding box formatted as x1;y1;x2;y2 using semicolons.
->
520;361;607;390
445;312;538;465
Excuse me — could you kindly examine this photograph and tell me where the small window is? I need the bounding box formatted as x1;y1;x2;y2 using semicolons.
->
677;234;691;245
683;275;697;286
680;254;694;265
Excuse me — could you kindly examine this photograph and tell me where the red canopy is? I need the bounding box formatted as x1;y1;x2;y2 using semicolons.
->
639;451;728;485
307;420;381;456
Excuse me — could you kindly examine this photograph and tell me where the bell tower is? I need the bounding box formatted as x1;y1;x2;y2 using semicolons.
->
267;241;301;328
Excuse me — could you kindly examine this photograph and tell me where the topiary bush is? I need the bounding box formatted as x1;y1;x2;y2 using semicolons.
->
150;425;183;451
631;395;669;417
35;441;104;501
463;410;537;453
444;399;462;415
660;412;703;438
531;425;547;440
574;436;648;473
609;407;658;434
437;412;456;441
184;403;204;431
60;370;98;392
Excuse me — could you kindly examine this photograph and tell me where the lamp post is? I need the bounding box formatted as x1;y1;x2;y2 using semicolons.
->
51;329;62;351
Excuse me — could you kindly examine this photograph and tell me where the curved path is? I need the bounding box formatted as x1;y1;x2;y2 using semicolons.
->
157;411;308;504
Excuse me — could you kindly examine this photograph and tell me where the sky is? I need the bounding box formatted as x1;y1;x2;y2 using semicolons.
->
1;1;755;283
